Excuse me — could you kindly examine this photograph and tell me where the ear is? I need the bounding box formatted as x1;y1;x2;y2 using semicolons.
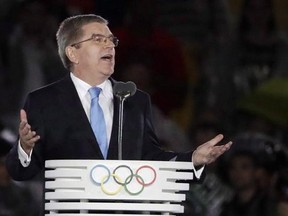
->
65;46;79;64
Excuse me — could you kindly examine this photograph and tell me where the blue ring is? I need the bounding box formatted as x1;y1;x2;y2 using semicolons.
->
90;164;110;186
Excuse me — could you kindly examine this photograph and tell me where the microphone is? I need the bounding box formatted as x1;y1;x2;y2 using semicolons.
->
113;81;136;99
113;81;137;160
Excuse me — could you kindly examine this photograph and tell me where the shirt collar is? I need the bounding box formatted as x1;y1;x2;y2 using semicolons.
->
70;72;113;100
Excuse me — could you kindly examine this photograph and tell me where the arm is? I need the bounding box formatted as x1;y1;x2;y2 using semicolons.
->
6;108;42;181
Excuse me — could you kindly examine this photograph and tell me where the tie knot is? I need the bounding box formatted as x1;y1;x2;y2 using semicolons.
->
89;87;102;99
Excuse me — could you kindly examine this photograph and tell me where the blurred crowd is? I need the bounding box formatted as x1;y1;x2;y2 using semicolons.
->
0;0;288;215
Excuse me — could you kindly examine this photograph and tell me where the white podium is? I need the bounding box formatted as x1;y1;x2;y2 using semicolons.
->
45;160;195;215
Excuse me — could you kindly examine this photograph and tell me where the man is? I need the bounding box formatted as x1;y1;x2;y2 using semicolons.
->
6;14;231;182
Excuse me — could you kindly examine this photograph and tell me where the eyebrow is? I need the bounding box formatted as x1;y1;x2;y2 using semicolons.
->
91;33;114;37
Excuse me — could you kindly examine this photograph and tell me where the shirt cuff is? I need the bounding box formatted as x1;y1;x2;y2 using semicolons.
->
174;155;205;179
169;156;177;161
17;141;32;167
193;165;205;179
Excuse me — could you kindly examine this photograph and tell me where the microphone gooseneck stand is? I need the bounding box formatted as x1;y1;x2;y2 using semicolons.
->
117;93;130;160
113;81;136;160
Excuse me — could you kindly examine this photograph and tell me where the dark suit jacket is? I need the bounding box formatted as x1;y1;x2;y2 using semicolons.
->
6;74;192;181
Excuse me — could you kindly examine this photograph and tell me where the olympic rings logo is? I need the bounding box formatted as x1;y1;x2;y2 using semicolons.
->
90;164;157;195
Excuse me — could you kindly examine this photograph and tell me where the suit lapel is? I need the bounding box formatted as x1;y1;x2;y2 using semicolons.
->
107;78;120;159
58;75;104;158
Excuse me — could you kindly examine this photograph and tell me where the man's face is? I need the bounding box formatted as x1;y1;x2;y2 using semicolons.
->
72;22;116;81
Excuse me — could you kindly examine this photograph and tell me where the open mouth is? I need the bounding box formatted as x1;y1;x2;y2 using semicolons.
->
101;54;113;61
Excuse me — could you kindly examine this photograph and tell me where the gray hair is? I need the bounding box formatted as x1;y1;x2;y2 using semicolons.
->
56;14;108;70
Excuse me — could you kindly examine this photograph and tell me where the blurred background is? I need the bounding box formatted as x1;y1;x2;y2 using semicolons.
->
0;0;288;215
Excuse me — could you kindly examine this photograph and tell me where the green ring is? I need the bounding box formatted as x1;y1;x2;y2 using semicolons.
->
124;174;145;196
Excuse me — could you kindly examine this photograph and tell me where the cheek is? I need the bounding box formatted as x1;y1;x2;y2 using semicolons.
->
80;47;101;62
90;48;101;58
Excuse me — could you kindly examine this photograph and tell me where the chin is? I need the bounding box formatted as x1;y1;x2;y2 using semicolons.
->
103;69;114;77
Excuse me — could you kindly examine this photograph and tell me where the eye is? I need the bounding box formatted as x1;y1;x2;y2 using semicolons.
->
110;36;119;46
93;35;104;43
107;35;114;41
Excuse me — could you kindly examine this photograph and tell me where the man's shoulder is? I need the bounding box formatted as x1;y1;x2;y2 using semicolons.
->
29;74;71;96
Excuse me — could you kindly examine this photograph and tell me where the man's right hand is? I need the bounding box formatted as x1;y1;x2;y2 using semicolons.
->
19;109;40;155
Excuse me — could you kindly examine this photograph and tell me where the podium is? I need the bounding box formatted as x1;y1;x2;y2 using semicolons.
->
45;160;196;215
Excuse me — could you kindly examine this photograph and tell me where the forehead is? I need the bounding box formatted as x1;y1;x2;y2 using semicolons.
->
81;22;112;36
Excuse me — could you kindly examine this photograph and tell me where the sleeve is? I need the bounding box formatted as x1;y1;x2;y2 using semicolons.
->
141;93;206;181
17;141;33;167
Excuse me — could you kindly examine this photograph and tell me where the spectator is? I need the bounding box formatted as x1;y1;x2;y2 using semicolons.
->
183;120;233;216
0;128;39;216
220;150;278;216
275;169;288;216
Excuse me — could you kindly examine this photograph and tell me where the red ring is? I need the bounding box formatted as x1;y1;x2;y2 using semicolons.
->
135;165;157;186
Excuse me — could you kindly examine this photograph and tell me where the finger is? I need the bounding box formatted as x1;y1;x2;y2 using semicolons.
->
25;131;37;140
19;109;29;132
221;142;233;151
19;118;30;130
205;141;232;164
19;120;27;131
207;134;224;147
212;142;232;156
20;109;27;122
224;141;233;149
20;123;31;136
21;133;40;148
26;135;40;146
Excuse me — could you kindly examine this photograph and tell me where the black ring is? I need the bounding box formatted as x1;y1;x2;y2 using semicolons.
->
112;165;133;185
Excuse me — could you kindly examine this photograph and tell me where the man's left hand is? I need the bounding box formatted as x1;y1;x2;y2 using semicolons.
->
192;134;232;166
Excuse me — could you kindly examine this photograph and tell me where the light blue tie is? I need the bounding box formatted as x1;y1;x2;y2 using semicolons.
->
89;87;108;158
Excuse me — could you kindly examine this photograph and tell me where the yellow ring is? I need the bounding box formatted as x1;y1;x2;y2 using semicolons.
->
101;173;123;195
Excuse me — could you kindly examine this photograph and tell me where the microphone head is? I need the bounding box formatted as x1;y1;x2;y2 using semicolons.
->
113;81;137;98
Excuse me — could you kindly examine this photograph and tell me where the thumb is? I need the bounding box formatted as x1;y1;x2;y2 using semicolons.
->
20;109;27;123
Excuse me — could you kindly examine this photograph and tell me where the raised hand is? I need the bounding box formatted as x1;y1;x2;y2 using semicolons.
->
192;134;232;166
19;109;40;155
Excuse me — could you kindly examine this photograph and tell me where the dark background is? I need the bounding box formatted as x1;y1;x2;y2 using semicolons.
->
0;0;288;215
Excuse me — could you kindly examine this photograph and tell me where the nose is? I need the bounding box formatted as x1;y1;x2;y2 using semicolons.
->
103;37;115;48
